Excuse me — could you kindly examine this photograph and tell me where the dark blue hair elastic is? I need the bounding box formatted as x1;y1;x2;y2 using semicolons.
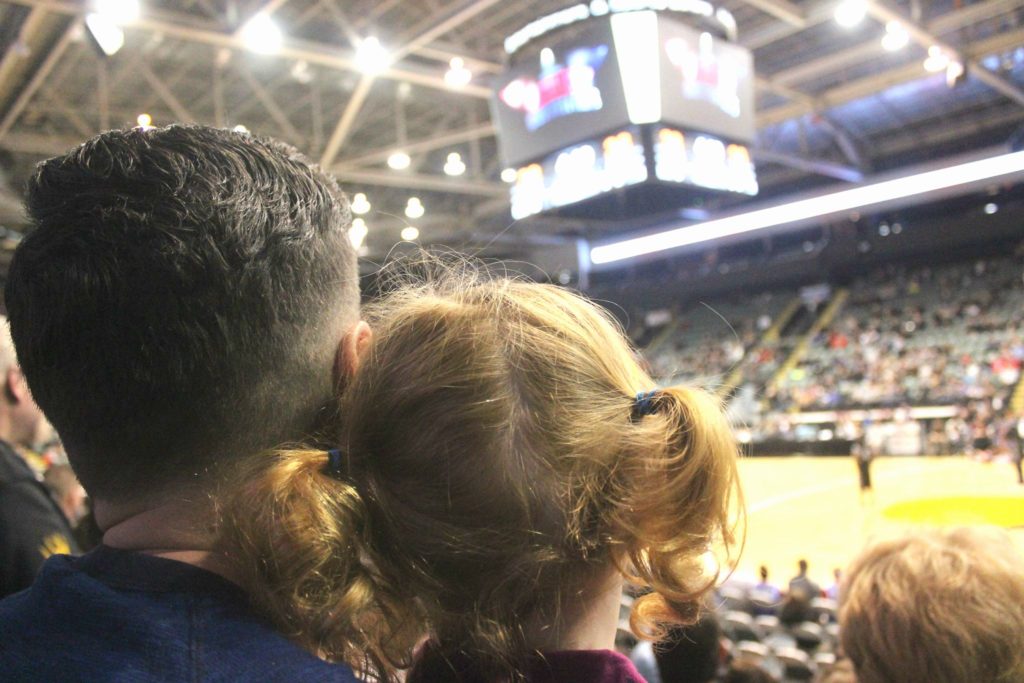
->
326;448;346;477
632;390;661;419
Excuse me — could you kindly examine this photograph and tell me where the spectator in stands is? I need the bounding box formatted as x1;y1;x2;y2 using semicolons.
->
840;528;1024;683
750;565;782;615
653;614;725;683
0;316;80;598
219;276;743;682
825;568;842;601
43;464;87;528
0;126;363;681
789;559;821;599
1014;412;1024;484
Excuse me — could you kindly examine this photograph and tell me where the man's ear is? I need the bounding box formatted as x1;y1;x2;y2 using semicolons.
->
335;321;373;385
5;367;29;405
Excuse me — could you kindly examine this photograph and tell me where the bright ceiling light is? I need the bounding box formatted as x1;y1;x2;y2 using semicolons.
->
400;226;419;241
85;13;125;56
355;37;391;75
444;57;472;88
501;168;518;183
590;150;1024;265
136;113;151;127
834;0;866;28
881;21;909;51
351;192;371;215
240;14;282;54
387;151;411;170
404;197;425;219
95;0;139;23
444;152;466;177
984;202;998;214
350;217;368;249
924;45;950;72
232;124;249;134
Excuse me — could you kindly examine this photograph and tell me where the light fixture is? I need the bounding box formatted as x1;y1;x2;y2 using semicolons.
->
349;217;368;249
85;13;125;56
834;0;866;28
404;197;424;219
355;37;391;75
400;226;419;241
590;150;1024;265
95;0;140;23
881;21;909;51
136;113;152;128
290;60;312;84
240;14;283;54
387;151;411;170
924;45;950;73
444;57;472;88
444;152;466;176
501;168;518;183
984;202;998;214
232;124;249;134
351;192;371;215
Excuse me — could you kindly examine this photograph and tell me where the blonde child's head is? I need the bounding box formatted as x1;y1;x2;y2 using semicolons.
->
221;269;743;680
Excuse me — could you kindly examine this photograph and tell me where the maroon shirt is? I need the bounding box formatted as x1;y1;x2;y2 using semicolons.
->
408;647;648;683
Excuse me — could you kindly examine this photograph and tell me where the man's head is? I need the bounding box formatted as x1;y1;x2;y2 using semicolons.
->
797;558;808;574
6;125;359;503
840;528;1024;683
0;315;48;448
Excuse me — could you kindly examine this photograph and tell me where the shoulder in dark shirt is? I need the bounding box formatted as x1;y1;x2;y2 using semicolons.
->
0;440;80;598
0;545;361;682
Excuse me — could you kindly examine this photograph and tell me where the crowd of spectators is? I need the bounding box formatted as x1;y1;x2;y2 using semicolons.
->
772;257;1024;412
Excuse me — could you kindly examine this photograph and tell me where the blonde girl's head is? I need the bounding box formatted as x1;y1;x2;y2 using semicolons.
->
220;268;743;680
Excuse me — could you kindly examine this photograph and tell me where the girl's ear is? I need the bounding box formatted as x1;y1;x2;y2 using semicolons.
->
336;321;373;381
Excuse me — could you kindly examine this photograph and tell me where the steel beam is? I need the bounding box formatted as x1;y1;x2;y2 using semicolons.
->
334;168;505;197
0;18;77;143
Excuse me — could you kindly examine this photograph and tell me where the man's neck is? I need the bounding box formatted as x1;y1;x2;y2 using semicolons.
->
96;494;239;584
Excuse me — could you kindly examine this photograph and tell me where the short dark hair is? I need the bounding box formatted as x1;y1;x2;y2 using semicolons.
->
7;125;358;501
655;615;722;683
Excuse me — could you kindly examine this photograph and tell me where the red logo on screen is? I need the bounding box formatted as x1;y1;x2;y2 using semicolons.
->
499;45;609;131
665;33;741;119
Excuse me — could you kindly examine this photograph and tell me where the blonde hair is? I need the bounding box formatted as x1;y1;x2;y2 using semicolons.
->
220;270;743;680
840;527;1024;683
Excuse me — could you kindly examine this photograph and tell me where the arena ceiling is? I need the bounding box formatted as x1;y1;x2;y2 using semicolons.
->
0;0;1022;264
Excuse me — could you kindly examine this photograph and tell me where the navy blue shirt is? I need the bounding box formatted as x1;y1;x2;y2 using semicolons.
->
0;545;361;682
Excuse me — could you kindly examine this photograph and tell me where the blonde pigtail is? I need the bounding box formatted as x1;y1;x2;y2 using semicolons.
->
611;385;744;640
218;449;423;681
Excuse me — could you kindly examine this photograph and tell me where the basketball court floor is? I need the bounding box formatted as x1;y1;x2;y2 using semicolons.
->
730;455;1024;588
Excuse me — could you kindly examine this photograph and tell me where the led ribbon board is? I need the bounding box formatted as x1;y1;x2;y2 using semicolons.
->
590;149;1024;265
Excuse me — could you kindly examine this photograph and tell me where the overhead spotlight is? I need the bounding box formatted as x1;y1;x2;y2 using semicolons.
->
924;45;950;72
136;113;152;128
945;59;966;88
984;202;998;214
834;0;866;28
501;167;518;183
95;0;140;23
891;222;903;234
232;124;249;134
444;57;472;88
878;222;891;236
290;60;312;84
355;37;391;75
351;192;371;215
444;152;466;176
404;197;425;219
387;151;411;170
400;226;419;241
85;13;125;56
881;21;909;51
240;14;282;54
349;217;368;249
